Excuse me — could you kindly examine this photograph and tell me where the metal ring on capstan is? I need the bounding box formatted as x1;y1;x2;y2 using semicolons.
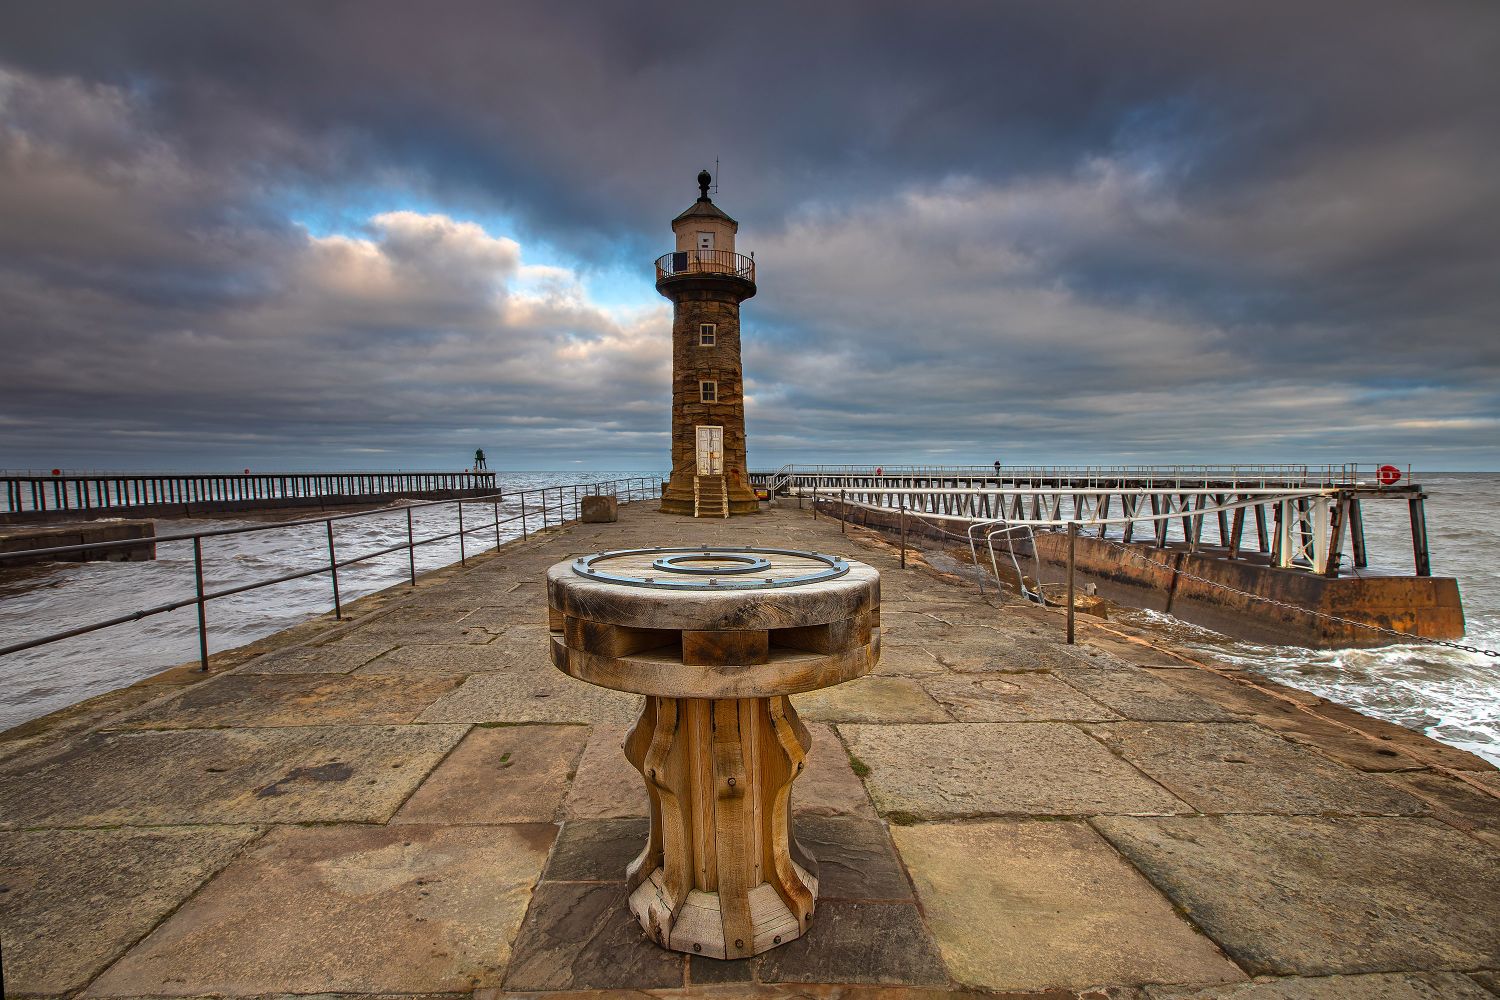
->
651;552;772;576
571;546;849;590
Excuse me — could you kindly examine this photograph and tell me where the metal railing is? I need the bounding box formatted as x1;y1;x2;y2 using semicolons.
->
654;249;755;283
751;464;1414;489
2;470;499;516
0;477;660;672
802;480;1433;578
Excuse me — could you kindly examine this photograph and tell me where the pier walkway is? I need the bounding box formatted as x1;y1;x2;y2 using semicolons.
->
2;502;1497;998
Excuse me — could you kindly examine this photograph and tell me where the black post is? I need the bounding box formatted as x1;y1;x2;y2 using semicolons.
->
457;502;466;566
1409;495;1432;577
406;506;417;586
494;496;502;550
193;537;210;671
520;493;528;538
840;489;846;534
326;521;342;619
900;502;907;569
1066;521;1078;645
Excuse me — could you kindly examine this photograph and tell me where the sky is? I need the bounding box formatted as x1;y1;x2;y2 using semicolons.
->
1;1;1497;473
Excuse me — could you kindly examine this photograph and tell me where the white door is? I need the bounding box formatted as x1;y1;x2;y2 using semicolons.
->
697;231;715;252
695;426;723;475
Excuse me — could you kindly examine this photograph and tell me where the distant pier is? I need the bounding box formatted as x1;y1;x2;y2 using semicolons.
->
753;464;1465;648
1;470;498;524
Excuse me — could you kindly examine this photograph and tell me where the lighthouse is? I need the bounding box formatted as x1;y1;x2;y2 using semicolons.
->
656;171;759;517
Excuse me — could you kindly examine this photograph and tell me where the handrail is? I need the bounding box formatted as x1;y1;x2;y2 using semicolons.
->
0;477;662;671
2;469;501;516
654;249;755;283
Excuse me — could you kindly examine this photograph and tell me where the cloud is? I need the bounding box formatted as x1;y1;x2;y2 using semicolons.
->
0;2;1497;469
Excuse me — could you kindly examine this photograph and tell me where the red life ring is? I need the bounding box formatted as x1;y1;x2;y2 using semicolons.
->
1377;464;1401;485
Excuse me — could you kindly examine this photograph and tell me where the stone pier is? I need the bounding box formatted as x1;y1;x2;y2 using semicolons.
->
1;502;1497;998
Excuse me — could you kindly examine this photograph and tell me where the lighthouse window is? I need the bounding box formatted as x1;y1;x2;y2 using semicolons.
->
700;380;718;403
699;323;716;346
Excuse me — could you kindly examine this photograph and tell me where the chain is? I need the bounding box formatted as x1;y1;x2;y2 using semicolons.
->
1090;535;1499;658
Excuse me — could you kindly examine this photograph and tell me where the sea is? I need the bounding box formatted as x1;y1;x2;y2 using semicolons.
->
1;471;1496;765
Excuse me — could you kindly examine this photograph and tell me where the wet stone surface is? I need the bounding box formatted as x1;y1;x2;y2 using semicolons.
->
1087;722;1427;816
3;501;1496;998
842;722;1189;818
0;724;468;828
1094;815;1500;976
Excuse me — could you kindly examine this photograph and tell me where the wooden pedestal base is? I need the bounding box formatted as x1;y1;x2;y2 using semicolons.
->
622;694;820;959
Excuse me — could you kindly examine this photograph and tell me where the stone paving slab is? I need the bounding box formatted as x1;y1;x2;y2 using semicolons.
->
360;641;544;675
755;900;948;987
1087;723;1427;816
0;724;468;827
932;633;1093;672
544;818;651;881
335;621;502;645
869;644;946;676
792;677;951;724
1377;770;1500;848
919;672;1121;722
892;819;1243;992
564;722;648;819
418;670;643;725
502;881;685;991
1144;972;1496;998
87;823;556;996
842;722;1188;818
114;672;462;729
1056;668;1238;722
1093;815;1500;976
794;816;912;900
0;824;264;995
793;722;877;819
393;724;587;824
240;641;396;674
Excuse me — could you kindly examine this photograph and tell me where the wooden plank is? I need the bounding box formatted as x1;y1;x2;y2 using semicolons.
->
769;612;871;655
565;615;677;657
682;629;770;666
762;696;816;929
623;697;662;893
711;699;755;957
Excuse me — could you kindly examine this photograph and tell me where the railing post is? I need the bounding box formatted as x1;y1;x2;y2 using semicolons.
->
494;495;502;550
1066;521;1078;645
900;502;907;569
457;501;466;566
520;493;528;538
193;536;210;671
326;521;342;619
406;506;417;586
840;489;846;534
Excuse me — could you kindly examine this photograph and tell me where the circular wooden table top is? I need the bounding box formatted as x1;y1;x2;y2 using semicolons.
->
547;546;881;699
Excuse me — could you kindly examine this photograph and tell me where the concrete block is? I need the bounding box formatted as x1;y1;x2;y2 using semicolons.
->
502;881;684;991
580;494;619;523
756;900;948;986
1146;972;1495;998
417;670;642;725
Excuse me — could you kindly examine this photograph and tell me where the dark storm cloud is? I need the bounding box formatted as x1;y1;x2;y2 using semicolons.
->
0;0;1497;470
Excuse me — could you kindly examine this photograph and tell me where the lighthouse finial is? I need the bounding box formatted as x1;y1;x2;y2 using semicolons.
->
697;169;712;201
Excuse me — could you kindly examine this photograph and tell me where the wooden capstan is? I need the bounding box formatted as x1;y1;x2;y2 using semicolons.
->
546;546;881;957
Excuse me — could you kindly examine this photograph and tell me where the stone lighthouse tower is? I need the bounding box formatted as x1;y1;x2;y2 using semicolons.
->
656;170;759;517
